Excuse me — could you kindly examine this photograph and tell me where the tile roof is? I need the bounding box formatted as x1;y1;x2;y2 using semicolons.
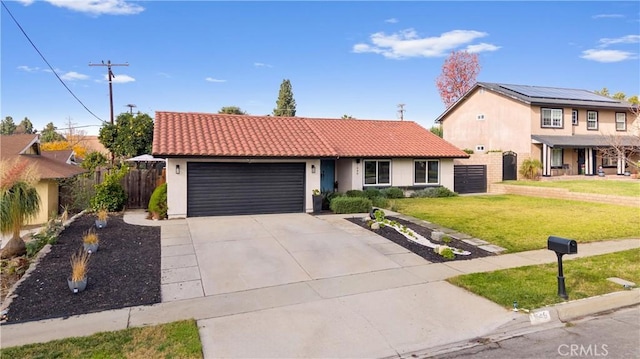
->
0;134;85;179
152;112;468;158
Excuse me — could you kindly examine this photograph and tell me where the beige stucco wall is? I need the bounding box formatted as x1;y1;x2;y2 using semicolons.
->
442;88;532;154
336;158;357;192
166;158;321;219
29;180;58;225
530;107;635;137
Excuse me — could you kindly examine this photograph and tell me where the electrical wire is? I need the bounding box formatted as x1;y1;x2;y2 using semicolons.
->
1;1;105;123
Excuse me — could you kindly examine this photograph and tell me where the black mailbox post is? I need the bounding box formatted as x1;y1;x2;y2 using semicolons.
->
547;236;578;299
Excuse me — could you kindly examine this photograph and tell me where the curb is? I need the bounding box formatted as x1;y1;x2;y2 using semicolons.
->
394;289;640;359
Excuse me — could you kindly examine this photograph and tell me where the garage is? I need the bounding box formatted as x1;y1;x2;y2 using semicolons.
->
187;162;306;217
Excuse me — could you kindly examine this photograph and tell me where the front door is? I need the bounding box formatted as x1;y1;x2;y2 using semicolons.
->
577;149;585;175
320;160;335;193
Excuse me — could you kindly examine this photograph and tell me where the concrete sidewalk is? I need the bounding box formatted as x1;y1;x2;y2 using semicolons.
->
1;212;638;357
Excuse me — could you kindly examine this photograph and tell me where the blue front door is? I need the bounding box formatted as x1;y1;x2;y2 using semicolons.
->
320;160;335;193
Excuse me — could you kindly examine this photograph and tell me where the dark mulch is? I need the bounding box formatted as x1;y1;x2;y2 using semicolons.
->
347;216;493;263
2;213;160;324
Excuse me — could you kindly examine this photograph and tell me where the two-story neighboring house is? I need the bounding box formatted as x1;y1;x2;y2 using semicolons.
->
436;82;639;179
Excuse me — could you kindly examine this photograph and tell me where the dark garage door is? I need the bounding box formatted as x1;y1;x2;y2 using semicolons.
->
187;162;305;217
454;165;487;194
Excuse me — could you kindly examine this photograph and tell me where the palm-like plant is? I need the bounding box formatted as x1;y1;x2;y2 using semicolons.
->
0;160;41;258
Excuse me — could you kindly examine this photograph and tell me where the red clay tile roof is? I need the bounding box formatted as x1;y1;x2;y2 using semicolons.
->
153;112;468;158
1;134;85;179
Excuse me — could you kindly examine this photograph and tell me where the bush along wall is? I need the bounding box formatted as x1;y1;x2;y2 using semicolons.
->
329;197;372;214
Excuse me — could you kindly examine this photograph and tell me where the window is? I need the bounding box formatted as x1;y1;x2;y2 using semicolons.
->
475;145;485;152
476;114;485;121
364;160;390;185
572;110;578;126
587;111;598;130
551;148;563;168
616;113;626;131
542;108;563;128
414;160;439;184
602;155;617;167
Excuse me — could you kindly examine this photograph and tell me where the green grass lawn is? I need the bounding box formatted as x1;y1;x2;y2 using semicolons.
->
395;195;640;252
447;249;640;310
1;319;202;359
503;179;640;197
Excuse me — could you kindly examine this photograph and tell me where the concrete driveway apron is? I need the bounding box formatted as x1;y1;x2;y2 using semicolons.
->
158;213;513;358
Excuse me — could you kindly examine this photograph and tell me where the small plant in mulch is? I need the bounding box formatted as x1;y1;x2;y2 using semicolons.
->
82;229;99;253
68;248;90;293
442;235;452;245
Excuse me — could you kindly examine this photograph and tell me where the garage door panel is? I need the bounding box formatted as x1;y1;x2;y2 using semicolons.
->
187;162;305;217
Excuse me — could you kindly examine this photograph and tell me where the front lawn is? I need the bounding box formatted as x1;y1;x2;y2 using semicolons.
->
503;179;640;197
395;195;640;252
1;319;203;358
447;249;640;310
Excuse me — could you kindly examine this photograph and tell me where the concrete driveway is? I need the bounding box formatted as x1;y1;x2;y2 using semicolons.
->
157;213;514;358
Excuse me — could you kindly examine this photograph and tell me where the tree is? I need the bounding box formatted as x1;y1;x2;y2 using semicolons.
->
14;117;35;134
594;87;610;97
80;151;108;175
273;79;296;116
436;51;480;108
218;106;247;115
429;124;443;138
40;122;65;142
0;159;41;258
99;112;154;158
1;116;17;135
341;114;354;119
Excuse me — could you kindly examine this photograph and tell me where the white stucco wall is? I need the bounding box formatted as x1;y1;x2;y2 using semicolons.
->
166;158;320;219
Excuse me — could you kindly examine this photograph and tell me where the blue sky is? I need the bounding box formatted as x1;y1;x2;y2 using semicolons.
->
2;1;639;136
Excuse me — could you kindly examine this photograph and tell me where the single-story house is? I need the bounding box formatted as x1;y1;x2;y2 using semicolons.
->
1;134;86;225
152;112;469;218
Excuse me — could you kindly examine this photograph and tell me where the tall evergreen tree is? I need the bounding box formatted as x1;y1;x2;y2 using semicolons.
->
273;79;296;116
40;122;65;142
0;116;17;135
15;117;35;134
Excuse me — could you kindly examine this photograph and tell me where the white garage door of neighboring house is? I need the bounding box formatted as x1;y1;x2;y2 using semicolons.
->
187;162;306;217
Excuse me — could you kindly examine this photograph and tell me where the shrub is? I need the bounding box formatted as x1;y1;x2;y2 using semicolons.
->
363;188;382;200
330;196;372;214
410;187;458;198
323;191;343;210
371;196;389;208
345;190;365;198
463;148;474;154
148;183;168;219
90;166;128;212
519;158;542;180
381;187;404;199
440;247;455;260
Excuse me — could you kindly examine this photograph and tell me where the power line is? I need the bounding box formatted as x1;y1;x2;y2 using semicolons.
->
1;1;105;123
89;60;129;124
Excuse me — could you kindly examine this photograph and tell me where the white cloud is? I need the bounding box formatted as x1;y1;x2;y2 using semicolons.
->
61;71;89;80
352;29;498;59
384;18;398;23
105;74;135;83
598;35;640;47
465;43;501;53
24;0;144;15
16;0;35;5
592;14;624;19
205;77;226;83
17;65;40;72
254;62;273;68
580;49;635;63
157;72;171;78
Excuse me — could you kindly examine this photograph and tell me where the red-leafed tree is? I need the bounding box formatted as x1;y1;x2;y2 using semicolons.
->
436;51;480;108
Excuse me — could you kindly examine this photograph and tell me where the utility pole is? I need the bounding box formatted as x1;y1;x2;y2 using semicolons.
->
89;60;129;124
397;104;406;121
126;104;137;115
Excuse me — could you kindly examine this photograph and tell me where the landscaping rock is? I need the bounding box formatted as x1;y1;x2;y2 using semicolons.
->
431;231;445;241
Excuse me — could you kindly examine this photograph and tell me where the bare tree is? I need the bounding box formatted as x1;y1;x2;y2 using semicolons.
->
599;106;640;174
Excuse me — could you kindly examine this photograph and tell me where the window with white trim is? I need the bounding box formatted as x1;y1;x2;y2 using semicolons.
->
602;155;617;167
587;111;598;130
414;160;439;184
364;160;390;185
616;113;626;131
551;148;563;168
572;110;578;126
541;108;563;128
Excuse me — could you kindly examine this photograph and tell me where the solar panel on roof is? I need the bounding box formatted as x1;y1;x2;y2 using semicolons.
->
499;84;619;103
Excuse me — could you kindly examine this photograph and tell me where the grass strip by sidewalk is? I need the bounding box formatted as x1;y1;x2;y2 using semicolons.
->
447;249;640;311
1;319;202;359
503;180;640;197
396;195;640;252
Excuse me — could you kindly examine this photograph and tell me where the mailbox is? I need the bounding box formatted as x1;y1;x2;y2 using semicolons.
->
547;236;577;254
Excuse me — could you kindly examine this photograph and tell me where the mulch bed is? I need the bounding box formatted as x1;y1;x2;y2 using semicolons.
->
347;216;493;263
2;213;160;324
